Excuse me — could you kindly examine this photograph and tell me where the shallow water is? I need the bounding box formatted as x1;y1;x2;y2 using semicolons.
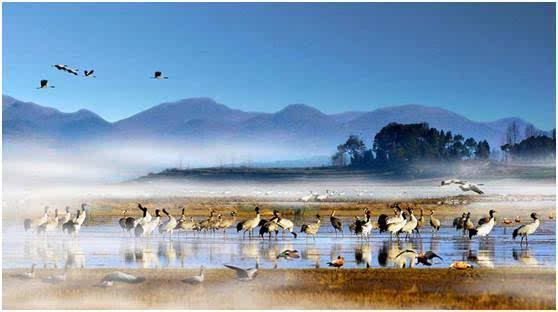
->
3;217;555;270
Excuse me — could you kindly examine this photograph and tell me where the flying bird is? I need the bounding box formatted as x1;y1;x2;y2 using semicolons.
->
83;70;96;78
395;250;443;266
224;264;258;281
152;71;168;79
37;80;55;89
52;64;68;71
459;183;484;194
440;179;467;186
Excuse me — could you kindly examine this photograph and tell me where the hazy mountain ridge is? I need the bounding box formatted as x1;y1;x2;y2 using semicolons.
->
3;95;552;154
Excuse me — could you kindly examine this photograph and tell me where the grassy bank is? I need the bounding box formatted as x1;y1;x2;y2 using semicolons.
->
3;267;555;309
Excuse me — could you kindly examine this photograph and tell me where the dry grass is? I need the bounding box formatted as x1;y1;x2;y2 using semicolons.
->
86;196;478;220
3;267;555;309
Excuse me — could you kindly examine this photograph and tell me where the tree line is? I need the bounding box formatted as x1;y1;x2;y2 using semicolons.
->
331;122;490;169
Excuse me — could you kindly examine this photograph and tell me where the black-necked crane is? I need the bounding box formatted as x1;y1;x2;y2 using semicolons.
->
300;214;321;240
414;207;425;235
355;210;373;239
259;215;280;240
83;70;96;78
37;80;55;89
330;210;343;236
512;212;540;246
37;209;59;234
158;208;177;239
236;207;261;239
453;213;467;230
52;64;68;71
272;210;297;238
387;211;408;240
118;210;128;232
65;67;79;76
463;212;474;235
468;209;496;239
61;206;71;224
24;206;50;231
151;71;168;79
400;208;418;239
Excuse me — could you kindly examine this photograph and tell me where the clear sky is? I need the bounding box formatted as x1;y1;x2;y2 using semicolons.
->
3;3;556;129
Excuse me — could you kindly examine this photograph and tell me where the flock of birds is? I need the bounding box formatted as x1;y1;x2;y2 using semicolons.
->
15;177;547;287
37;64;168;89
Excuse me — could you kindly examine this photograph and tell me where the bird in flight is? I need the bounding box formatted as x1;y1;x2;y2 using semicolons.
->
37;80;55;89
83;70;96;78
152;71;168;79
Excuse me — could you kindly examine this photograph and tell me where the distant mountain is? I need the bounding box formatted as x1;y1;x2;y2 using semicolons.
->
3;95;552;155
2;95;111;142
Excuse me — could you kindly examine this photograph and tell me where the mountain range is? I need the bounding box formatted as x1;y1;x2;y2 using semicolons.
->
3;94;552;156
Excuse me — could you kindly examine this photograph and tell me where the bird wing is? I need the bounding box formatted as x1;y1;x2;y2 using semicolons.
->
41;80;47;86
395;249;417;259
89;70;94;75
424;251;442;260
154;71;161;77
471;185;484;194
103;271;141;283
224;264;249;278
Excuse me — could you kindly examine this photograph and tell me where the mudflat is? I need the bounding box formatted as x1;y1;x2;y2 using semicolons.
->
3;267;555;309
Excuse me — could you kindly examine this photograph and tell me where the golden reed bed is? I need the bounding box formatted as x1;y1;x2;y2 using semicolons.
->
3;267;555;309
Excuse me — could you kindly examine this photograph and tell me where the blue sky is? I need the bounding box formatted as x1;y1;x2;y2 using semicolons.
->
3;3;556;129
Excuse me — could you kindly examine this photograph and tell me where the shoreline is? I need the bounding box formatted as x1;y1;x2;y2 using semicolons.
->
3;267;556;309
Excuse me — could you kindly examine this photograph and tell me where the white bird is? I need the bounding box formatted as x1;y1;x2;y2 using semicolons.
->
133;203;152;227
468;210;496;238
136;209;161;237
61;206;72;224
12;263;36;280
100;271;145;287
272;210;298;238
37;209;59;233
158;209;177;238
440;179;467;186
224;264;258;281
513;212;540;245
387;211;408;239
151;71;168;79
316;193;328;201
300;192;316;202
24;206;50;231
74;203;87;233
182;266;205;285
37;79;55;89
459;183;484;195
400;208;418;238
236;207;261;238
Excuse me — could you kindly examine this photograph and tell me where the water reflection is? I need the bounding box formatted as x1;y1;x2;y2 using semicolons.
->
513;248;539;266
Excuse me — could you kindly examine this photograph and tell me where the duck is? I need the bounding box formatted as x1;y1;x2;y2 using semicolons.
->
327;256;344;269
515;216;521;223
502;217;513;225
276;249;300;260
236;207;261;238
300;214;321;239
512;212;540;245
468;210;496;239
182;266;205;285
450;261;473;270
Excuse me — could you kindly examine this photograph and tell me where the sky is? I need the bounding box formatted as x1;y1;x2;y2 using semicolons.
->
2;3;556;129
